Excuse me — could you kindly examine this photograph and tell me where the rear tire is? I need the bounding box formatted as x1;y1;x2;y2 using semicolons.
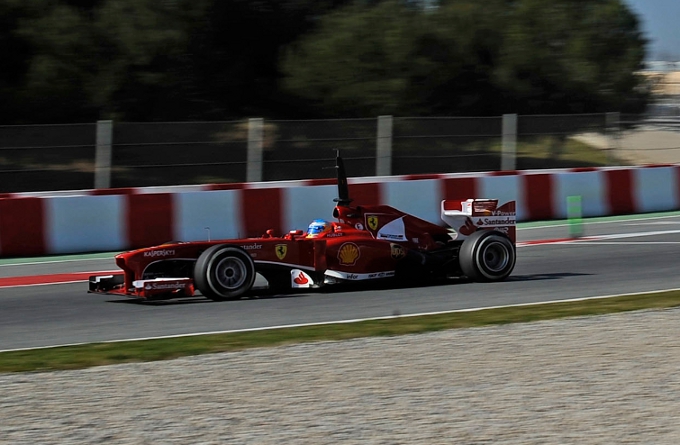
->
194;245;256;301
459;230;515;282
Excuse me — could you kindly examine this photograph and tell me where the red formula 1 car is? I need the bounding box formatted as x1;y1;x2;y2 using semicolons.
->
89;154;516;301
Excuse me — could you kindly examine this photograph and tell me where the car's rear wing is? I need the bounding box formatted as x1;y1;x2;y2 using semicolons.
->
441;199;516;243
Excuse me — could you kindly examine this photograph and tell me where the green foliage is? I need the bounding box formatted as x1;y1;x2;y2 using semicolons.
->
495;0;648;113
90;0;204;120
283;0;648;117
283;1;423;116
1;0;207;122
0;0;50;122
180;0;356;119
0;0;648;123
0;0;356;123
16;3;100;122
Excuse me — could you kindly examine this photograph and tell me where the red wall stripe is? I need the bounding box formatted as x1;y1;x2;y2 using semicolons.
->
126;193;175;249
404;173;442;181
90;187;137;196
441;177;478;202
240;188;283;237
523;174;555;220
305;178;336;187
0;198;46;256
207;183;247;191
348;183;382;207
605;169;635;215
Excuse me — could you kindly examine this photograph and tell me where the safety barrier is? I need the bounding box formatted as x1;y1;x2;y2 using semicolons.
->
1;164;679;257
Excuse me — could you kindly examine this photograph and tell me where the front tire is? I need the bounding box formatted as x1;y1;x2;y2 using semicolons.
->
459;230;515;282
194;245;256;301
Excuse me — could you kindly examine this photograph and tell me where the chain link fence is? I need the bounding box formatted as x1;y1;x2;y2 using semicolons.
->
392;117;503;174
111;121;248;188
263;119;377;180
0;123;96;193
2;113;675;194
517;113;616;169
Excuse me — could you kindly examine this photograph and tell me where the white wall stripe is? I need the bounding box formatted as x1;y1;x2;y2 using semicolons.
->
45;195;126;254
554;171;607;218
383;179;442;224
174;190;242;242
634;167;678;213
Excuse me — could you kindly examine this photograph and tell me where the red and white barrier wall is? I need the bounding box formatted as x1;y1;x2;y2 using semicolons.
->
1;165;679;257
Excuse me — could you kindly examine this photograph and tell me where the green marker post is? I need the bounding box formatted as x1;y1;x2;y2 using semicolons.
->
567;195;583;238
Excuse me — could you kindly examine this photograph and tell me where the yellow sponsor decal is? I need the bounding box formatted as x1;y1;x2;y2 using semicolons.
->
275;244;288;260
337;242;360;266
390;243;405;260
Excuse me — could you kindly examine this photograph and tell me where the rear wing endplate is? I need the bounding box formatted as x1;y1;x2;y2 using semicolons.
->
441;199;516;243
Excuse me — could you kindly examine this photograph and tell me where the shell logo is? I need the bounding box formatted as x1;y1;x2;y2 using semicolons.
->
337;242;360;266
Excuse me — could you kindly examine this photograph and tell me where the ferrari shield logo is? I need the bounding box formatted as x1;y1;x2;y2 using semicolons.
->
367;215;379;231
275;244;288;260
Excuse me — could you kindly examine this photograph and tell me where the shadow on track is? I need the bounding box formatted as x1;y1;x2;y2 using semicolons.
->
104;273;585;305
106;296;212;306
507;272;591;281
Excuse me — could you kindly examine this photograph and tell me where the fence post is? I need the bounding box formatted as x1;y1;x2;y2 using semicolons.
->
247;118;264;183
94;120;113;189
501;113;517;171
376;115;393;176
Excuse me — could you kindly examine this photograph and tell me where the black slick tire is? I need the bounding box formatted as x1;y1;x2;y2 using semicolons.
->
459;230;515;282
193;245;256;301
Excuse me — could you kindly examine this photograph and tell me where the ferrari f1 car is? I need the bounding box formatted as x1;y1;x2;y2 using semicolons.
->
89;154;516;301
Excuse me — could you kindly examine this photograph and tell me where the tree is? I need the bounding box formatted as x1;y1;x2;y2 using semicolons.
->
494;0;648;114
14;2;100;123
181;0;357;119
405;0;507;115
282;0;648;117
89;0;204;121
0;0;56;123
1;0;648;123
1;0;361;123
282;1;429;117
9;0;208;122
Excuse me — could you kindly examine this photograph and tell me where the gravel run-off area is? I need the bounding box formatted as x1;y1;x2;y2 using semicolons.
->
2;308;680;444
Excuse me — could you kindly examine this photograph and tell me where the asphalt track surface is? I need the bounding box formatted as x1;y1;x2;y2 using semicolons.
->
2;212;680;351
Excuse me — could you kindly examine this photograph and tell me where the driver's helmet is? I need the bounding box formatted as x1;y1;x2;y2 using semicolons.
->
306;219;332;238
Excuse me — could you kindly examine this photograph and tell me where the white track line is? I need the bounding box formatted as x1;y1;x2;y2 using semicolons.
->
519;213;680;230
0;258;113;267
2;287;680;353
518;228;680;247
573;242;680;245
0;280;91;289
596;229;680;239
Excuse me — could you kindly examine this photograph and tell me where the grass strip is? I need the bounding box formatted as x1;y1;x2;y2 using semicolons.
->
2;290;680;373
